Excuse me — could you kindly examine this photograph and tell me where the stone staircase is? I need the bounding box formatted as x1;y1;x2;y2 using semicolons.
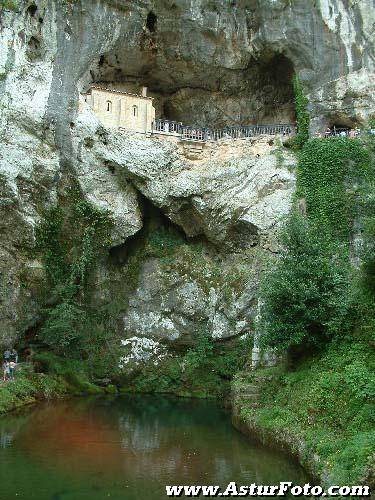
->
231;373;276;410
181;141;205;160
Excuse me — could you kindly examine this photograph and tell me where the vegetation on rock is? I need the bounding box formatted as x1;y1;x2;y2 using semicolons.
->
121;329;250;399
117;223;253;398
234;339;374;486
258;213;351;350
34;184;119;378
243;135;375;486
0;0;19;12
259;137;373;351
296;138;371;238
293;75;310;148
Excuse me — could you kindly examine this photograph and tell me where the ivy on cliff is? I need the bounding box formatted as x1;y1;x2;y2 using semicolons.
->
296;138;371;238
251;136;375;485
259;137;373;351
293;74;310;148
35;184;114;358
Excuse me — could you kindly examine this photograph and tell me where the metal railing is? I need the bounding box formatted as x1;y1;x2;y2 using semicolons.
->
151;119;295;142
152;119;182;135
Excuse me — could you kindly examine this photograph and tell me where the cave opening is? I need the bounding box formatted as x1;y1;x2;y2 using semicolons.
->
26;35;42;61
26;3;38;17
146;11;157;32
81;43;296;129
109;193;188;267
327;118;358;131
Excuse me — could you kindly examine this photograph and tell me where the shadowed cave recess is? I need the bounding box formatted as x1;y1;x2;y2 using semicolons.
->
79;9;296;128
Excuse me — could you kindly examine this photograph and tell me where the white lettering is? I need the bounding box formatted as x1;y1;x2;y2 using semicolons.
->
291;485;303;496
222;481;238;496
310;485;323;496
278;482;292;496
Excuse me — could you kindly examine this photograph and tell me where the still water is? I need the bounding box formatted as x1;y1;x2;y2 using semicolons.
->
0;395;309;499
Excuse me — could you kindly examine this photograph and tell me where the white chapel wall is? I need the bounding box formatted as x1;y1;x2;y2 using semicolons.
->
85;88;155;133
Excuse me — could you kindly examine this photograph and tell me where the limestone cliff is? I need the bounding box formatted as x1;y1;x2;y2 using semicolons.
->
0;0;374;349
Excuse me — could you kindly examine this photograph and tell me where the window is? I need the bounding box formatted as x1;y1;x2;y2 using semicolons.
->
132;105;138;117
106;101;112;112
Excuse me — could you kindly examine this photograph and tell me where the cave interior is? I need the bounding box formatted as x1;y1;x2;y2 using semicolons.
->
80;33;296;129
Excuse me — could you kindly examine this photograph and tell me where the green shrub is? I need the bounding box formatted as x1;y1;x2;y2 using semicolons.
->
40;302;89;355
368;115;375;129
33;352;103;394
258;212;351;350
0;370;69;414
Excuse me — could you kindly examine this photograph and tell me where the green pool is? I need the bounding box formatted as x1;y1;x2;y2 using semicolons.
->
0;395;309;499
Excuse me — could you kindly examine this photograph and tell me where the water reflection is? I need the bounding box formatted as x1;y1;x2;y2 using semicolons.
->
0;396;309;499
0;413;29;449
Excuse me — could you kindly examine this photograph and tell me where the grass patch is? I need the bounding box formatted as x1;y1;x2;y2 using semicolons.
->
0;368;68;414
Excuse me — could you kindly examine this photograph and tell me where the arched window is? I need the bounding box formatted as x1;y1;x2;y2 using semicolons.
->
132;105;138;117
106;100;112;112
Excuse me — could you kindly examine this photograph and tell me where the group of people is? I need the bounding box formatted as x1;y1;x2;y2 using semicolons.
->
315;127;375;138
314;127;361;138
3;348;18;382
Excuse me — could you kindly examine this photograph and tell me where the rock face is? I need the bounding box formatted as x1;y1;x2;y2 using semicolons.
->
75;105;295;343
72;105;295;343
74;106;295;246
0;0;374;346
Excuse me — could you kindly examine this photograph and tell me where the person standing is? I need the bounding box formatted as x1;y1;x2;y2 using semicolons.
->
9;348;18;364
3;349;11;362
3;361;9;382
8;361;16;381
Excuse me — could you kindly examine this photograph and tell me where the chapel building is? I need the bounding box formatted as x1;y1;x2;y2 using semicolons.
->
82;86;156;133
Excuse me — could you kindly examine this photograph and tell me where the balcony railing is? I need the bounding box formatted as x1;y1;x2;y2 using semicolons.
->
152;119;183;135
151;119;295;141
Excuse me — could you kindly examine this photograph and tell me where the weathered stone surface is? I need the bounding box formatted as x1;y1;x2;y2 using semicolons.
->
72;107;142;246
73;108;296;246
120;247;263;342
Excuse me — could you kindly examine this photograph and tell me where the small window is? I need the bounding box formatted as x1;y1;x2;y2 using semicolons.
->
132;105;138;117
106;101;112;112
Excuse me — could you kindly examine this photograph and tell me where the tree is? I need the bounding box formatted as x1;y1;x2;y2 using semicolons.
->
258;212;351;351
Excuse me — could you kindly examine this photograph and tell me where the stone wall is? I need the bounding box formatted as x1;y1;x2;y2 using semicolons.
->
83;87;155;132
